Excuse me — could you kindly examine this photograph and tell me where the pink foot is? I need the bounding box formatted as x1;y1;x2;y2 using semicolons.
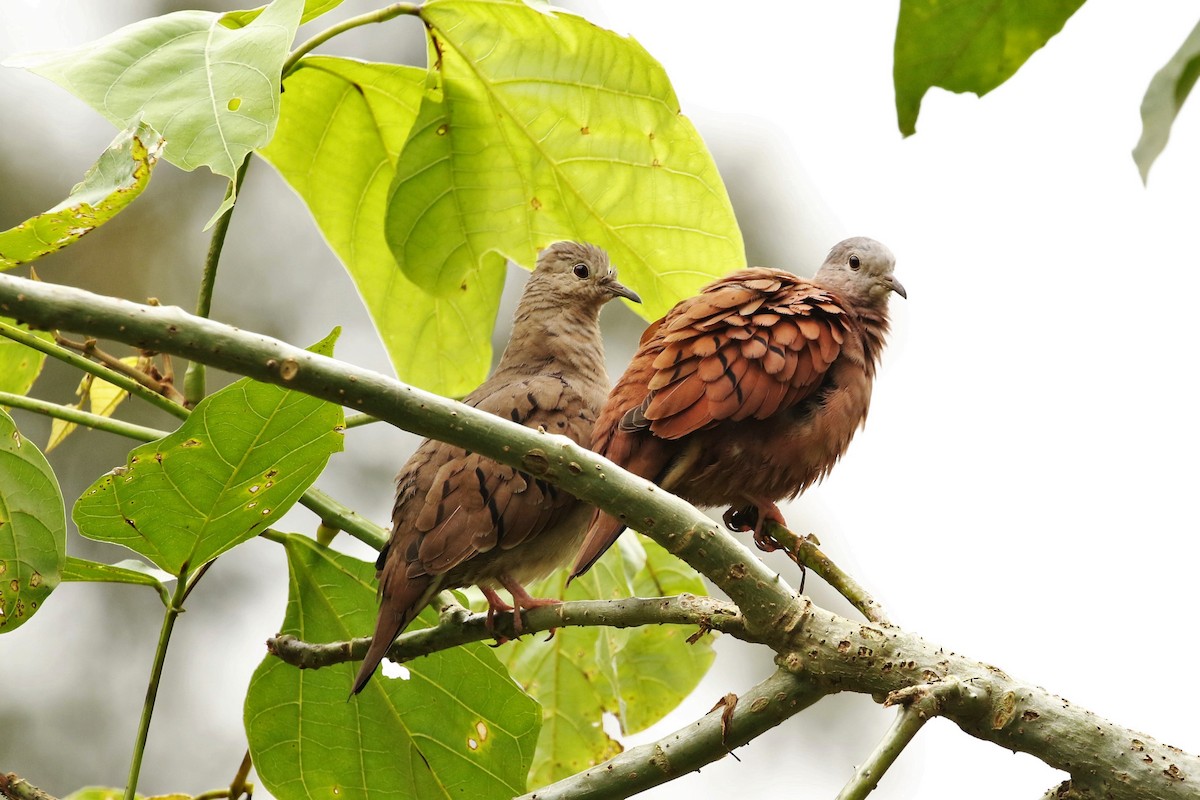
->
499;574;562;636
722;501;787;552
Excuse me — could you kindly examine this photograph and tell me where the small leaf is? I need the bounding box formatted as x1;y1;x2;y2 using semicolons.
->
0;409;66;633
261;57;503;397
0;122;163;270
8;0;303;181
0;317;51;396
388;0;745;319
893;0;1085;136
62;555;173;606
1133;19;1200;182
72;332;344;577
495;535;715;786
225;0;347;28
245;533;540;800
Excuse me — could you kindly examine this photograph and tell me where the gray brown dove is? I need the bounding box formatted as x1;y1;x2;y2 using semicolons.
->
571;237;904;578
352;241;639;695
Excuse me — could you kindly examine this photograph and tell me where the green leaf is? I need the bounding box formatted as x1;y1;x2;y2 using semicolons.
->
261;56;503;397
0;409;66;633
1133;19;1200;182
494;534;715;786
72;331;344;577
62;556;173;606
388;0;744;319
0;122;163;270
0;318;51;396
245;533;540;800
8;0;303;181
225;0;347;28
893;0;1085;136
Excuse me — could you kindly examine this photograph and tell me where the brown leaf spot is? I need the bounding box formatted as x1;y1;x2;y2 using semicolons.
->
436;123;449;136
530;197;542;210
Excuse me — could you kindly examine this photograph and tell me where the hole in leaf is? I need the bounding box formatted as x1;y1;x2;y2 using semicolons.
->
467;738;478;750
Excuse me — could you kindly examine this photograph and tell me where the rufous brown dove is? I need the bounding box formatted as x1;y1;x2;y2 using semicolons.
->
571;237;904;579
352;241;639;695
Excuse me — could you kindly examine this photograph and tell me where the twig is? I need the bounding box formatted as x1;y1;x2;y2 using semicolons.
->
55;332;185;404
227;749;253;800
0;319;187;420
267;594;749;669
0;774;57;800
0;390;164;441
520;668;825;800
765;522;891;626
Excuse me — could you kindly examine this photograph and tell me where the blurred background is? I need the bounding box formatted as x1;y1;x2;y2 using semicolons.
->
2;2;1198;797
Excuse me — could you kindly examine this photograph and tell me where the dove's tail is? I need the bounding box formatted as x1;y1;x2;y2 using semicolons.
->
350;571;437;696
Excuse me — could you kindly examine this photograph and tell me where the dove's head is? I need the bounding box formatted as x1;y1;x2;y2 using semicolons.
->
815;237;906;307
530;241;641;310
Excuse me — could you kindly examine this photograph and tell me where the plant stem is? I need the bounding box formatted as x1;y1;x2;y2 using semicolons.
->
283;2;420;76
123;568;192;800
0;320;188;421
0;390;164;441
344;412;382;428
298;487;389;550
183;158;252;407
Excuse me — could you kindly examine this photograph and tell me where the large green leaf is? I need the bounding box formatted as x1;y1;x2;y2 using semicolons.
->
261;57;503;397
0;318;51;397
0;122;162;270
8;0;303;184
893;0;1085;136
72;332;344;577
387;0;744;319
245;533;540;800
0;409;66;633
1133;19;1200;182
494;534;715;787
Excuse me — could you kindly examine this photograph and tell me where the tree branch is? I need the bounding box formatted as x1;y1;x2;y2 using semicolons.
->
0;271;799;639
0;774;56;800
766;522;891;625
267;594;750;669
520;668;826;800
3;272;1197;799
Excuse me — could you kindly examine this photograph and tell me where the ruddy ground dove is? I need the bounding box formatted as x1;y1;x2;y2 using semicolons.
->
571;237;904;578
352;241;639;695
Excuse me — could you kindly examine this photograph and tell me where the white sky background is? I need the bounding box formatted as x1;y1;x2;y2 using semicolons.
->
3;2;1199;799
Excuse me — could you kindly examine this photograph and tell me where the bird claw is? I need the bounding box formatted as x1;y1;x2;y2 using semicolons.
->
723;505;757;533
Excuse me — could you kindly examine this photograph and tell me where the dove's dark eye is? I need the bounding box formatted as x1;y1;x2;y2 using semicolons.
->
572;262;590;279
848;255;861;271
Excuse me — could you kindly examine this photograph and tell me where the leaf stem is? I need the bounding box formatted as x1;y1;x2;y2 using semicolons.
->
184;158;252;407
123;567;192;800
283;2;421;76
0;319;188;421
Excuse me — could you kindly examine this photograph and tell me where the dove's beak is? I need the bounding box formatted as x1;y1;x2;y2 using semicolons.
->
882;274;907;299
607;277;641;304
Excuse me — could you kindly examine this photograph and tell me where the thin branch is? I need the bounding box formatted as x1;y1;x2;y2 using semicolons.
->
520;668;826;800
834;706;926;800
765;522;891;626
0;319;188;420
54;333;184;404
0;774;57;800
282;3;420;76
0;390;164;441
268;594;747;669
184;157;252;406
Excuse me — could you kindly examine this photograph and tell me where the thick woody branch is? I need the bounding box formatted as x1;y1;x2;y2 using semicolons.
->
521;668;825;800
0;272;798;638
267;594;751;669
